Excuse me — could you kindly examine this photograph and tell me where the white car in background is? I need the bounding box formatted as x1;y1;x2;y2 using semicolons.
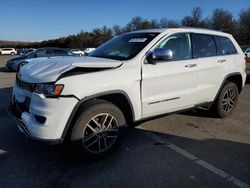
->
244;48;250;59
70;49;85;56
83;48;95;55
0;48;17;55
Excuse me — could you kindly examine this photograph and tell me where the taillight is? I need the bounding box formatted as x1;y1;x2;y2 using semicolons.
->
244;56;247;64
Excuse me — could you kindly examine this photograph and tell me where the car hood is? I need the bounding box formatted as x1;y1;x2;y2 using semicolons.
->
19;56;123;83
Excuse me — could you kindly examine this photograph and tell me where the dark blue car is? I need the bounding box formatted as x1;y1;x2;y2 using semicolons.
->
6;47;75;71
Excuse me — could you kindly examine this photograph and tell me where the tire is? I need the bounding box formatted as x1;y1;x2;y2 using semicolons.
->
70;99;126;159
10;52;15;56
211;82;239;118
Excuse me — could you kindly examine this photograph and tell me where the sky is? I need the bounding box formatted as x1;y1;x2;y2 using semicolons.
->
0;0;249;41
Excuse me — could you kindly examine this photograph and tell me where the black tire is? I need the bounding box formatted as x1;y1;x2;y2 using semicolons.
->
10;52;15;56
211;82;239;118
70;99;126;159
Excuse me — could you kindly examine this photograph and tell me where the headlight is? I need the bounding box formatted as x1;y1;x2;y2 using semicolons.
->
35;84;64;97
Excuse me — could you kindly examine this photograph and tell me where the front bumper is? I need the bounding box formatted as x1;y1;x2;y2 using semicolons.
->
9;86;78;144
8;103;32;138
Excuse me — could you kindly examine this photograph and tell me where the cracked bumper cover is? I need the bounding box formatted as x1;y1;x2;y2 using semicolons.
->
8;86;79;144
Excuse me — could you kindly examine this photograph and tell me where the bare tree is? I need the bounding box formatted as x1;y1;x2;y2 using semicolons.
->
182;7;209;27
112;24;123;36
238;8;250;44
210;9;236;34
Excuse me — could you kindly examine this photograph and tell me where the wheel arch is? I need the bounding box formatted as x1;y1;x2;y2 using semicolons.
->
213;72;243;103
224;72;243;93
61;90;135;139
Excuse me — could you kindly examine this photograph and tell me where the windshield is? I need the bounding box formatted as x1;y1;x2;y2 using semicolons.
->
89;32;159;60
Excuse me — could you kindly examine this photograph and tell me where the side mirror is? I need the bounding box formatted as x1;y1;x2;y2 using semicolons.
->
147;48;173;64
33;53;38;58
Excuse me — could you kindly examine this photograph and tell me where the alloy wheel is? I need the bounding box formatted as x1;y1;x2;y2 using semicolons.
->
221;88;237;113
82;113;119;153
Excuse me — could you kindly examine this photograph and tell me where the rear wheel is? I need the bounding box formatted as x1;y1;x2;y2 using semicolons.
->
211;82;239;118
10;52;15;56
70;100;126;159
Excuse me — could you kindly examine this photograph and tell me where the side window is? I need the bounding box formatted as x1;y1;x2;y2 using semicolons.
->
35;49;47;57
157;33;192;61
192;34;216;58
46;49;53;56
214;36;237;55
53;49;68;56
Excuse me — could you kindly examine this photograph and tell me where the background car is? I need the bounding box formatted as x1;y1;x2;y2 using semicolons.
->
244;47;250;59
70;49;85;56
0;48;17;55
83;48;95;55
6;47;75;71
19;48;36;55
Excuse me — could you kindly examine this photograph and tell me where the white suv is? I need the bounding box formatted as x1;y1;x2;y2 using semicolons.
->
70;49;85;56
84;48;95;55
0;48;17;55
9;28;246;158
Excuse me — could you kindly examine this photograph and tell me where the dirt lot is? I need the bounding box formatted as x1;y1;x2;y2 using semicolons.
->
0;55;250;188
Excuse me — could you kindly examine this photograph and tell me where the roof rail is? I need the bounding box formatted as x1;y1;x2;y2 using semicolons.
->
180;26;222;32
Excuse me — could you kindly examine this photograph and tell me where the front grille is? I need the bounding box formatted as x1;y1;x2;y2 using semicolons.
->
16;74;36;92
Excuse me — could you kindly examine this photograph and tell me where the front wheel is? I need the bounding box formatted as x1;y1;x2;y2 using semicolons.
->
70;100;126;159
10;52;15;56
211;82;239;118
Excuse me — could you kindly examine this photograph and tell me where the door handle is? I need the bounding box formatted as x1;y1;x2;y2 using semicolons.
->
217;59;226;63
185;64;197;68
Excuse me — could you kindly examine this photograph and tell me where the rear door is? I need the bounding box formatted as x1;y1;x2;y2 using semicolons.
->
191;33;229;103
142;33;198;117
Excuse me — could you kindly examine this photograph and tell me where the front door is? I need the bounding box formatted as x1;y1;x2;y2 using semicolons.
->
142;33;198;118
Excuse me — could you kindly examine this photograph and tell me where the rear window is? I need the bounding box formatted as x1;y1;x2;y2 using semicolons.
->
214;36;237;55
192;34;216;58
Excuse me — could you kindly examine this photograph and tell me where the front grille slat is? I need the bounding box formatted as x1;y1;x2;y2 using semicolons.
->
16;74;36;92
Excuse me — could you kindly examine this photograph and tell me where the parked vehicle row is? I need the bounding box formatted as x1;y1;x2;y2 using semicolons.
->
8;28;246;159
70;48;95;56
4;47;96;71
1;47;96;56
6;47;75;71
18;48;36;55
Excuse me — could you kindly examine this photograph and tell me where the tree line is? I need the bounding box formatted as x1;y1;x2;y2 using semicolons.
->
1;7;250;49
